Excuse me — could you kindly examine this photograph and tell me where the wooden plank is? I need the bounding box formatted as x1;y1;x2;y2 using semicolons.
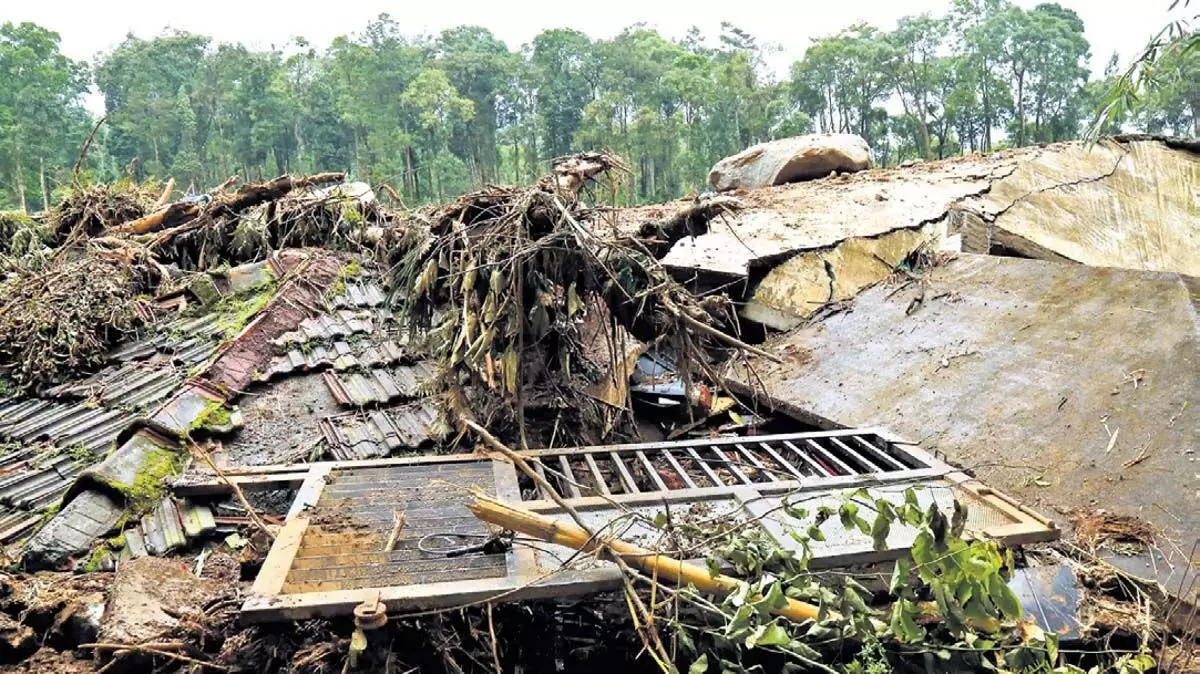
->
173;471;312;496
780;440;833;476
735;443;779;482
608;451;639;494
557;455;582;498
288;466;331;519
685;447;724;486
709;445;753;484
532;458;554;500
634;451;669;491
251;516;310;597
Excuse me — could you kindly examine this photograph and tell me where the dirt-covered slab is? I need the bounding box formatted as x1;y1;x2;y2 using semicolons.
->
954;138;1200;274
609;147;1027;277
727;254;1200;542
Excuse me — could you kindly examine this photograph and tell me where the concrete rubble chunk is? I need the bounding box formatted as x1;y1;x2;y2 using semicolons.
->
727;254;1200;542
100;557;225;646
953;139;1200;276
709;133;872;191
743;227;934;330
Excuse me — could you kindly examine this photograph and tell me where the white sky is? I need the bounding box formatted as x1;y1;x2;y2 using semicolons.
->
5;0;1189;114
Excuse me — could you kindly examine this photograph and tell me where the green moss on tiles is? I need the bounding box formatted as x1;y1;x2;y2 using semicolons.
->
330;259;364;297
188;399;234;436
92;446;185;514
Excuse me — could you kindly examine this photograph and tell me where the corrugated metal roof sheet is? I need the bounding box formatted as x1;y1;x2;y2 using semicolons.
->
323;362;438;407
319;399;448;460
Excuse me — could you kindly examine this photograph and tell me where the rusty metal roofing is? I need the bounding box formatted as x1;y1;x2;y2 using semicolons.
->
319;399;448;460
323;362;438;407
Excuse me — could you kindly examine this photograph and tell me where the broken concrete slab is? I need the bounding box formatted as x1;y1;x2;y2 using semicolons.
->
709;133;871;191
611;144;1032;278
727;254;1200;541
953;138;1200;275
100;557;225;645
742;227;934;330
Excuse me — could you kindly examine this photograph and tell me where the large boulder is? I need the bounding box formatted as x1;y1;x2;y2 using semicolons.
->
709;134;871;191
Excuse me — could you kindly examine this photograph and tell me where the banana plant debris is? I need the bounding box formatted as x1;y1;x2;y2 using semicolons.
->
0;136;1196;674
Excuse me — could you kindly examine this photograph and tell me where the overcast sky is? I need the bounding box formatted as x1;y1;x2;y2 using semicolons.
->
6;0;1187;114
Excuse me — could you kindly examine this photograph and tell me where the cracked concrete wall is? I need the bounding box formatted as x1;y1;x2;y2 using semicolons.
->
954;139;1200;275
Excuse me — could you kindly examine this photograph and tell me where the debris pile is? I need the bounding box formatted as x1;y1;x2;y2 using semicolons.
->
0;135;1195;673
389;153;757;447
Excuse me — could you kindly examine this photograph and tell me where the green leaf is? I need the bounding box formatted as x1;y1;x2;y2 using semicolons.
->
839;502;859;531
988;573;1023;619
745;621;791;648
653;512;667;529
889;599;926;643
890;557;910;596
688;653;709;674
870;512;892;550
757;581;789;612
904;487;920;509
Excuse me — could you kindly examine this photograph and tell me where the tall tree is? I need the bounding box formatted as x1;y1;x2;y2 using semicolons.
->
0;22;89;211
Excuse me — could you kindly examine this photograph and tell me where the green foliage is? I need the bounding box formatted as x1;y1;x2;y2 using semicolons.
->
673;487;1070;674
5;4;1195;216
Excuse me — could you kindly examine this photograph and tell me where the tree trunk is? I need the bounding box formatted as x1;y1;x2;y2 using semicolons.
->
39;157;50;211
1015;72;1026;147
14;156;27;213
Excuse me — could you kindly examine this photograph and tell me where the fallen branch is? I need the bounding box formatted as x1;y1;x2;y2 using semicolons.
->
81;642;229;672
153;177;176;210
188;442;275;543
71;115;107;188
468;491;820;623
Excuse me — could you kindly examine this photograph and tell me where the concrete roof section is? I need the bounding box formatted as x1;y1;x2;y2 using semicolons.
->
604;137;1199;282
954;138;1200;275
726;254;1200;543
604;146;1031;276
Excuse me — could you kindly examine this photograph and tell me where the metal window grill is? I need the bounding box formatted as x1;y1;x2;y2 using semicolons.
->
519;431;927;500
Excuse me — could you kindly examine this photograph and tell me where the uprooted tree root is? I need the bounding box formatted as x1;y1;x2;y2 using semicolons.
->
51;180;159;242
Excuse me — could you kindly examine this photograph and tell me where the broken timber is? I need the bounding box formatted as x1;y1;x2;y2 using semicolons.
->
173;428;1057;622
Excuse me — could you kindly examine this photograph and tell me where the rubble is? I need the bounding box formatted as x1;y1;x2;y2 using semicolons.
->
0;135;1195;672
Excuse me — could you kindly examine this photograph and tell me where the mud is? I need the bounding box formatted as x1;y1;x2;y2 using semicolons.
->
221;371;342;466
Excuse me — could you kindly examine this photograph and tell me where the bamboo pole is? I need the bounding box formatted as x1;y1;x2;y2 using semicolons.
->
467;492;820;623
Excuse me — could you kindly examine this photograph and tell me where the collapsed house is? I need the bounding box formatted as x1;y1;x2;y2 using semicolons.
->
0;135;1195;672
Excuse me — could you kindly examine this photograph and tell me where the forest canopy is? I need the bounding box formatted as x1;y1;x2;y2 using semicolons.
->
1;0;1197;212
